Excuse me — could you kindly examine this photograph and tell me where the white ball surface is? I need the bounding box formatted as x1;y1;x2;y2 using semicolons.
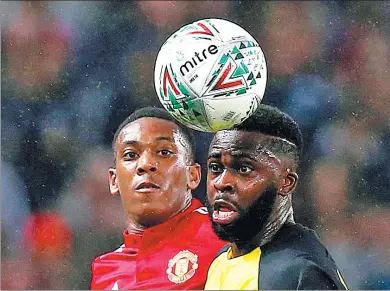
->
154;18;267;132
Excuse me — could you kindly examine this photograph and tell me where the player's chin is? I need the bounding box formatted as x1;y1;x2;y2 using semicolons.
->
136;205;173;226
210;219;240;242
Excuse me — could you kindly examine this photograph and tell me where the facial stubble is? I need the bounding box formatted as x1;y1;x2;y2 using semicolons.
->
206;186;278;245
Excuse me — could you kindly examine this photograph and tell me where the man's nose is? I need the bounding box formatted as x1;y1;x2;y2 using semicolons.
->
213;170;235;193
136;151;158;175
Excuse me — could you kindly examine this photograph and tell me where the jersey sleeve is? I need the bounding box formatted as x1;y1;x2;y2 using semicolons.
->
90;256;115;290
295;261;342;290
90;257;100;290
282;258;347;290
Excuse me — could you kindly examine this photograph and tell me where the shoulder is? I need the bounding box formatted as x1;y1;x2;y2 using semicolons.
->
262;224;335;270
185;203;212;226
182;204;226;249
192;206;209;215
282;257;333;288
92;244;125;265
185;198;209;218
259;224;348;290
264;223;330;259
90;244;129;289
282;256;330;278
187;206;215;235
279;257;346;290
259;255;345;290
176;199;210;228
189;205;221;230
214;244;231;258
207;244;231;275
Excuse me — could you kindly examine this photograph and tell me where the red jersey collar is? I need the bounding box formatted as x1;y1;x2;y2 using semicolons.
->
123;198;204;248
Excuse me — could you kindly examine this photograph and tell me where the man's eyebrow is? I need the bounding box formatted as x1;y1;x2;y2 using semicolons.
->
154;136;174;142
122;140;138;146
208;151;221;159
230;150;257;161
208;150;257;161
120;136;174;145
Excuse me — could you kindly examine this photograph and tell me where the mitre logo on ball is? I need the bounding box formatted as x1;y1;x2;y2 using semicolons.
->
179;44;219;77
154;18;267;132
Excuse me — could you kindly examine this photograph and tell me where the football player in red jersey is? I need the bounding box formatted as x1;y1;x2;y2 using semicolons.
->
90;107;226;290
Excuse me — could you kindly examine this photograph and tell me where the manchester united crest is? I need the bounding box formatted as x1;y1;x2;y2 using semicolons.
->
166;250;199;284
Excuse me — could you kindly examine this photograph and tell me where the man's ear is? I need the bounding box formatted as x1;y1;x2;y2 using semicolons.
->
187;163;201;190
108;168;120;195
278;171;298;196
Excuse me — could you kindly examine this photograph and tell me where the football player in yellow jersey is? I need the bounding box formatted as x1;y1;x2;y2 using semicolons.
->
204;104;348;290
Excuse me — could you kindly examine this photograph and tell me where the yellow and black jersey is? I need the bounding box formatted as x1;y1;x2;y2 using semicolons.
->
205;223;348;290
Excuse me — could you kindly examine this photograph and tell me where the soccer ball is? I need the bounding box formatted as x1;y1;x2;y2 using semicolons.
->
154;18;267;132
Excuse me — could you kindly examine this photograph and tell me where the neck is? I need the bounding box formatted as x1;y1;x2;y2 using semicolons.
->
126;219;146;235
231;195;295;258
254;194;295;247
126;193;193;235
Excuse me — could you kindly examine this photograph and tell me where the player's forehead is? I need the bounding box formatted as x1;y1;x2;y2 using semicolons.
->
117;117;182;145
210;130;271;152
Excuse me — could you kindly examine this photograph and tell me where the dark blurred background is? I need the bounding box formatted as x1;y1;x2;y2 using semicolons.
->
1;1;389;289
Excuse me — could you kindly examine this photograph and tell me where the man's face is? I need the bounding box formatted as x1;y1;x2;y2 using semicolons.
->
206;130;285;243
110;118;199;227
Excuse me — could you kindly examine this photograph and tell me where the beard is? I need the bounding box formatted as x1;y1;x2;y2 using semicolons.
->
206;186;278;244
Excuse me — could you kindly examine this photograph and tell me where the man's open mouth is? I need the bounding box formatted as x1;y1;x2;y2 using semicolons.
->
135;182;160;192
212;199;239;224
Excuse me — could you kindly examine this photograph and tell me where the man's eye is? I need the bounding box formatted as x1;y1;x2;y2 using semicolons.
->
157;149;173;156
124;151;138;159
238;165;252;174
208;163;223;173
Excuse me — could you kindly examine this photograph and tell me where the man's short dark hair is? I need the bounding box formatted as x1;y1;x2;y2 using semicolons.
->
233;104;303;166
112;107;196;162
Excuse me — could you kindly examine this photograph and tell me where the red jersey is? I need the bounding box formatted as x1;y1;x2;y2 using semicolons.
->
90;198;226;290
